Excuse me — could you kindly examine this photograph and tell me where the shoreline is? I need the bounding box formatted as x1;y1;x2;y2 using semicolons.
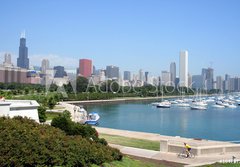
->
95;127;230;146
63;94;210;105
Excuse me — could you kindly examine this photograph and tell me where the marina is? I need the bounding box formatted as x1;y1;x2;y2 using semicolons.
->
83;95;240;142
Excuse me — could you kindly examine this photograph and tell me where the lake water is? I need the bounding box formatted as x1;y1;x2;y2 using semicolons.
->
84;100;240;142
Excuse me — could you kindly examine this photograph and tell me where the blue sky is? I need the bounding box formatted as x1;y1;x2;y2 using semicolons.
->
0;0;240;76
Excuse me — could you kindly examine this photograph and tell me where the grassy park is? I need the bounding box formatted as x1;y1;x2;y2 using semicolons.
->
99;134;160;151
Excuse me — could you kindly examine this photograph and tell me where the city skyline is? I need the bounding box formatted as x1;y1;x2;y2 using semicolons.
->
1;0;240;77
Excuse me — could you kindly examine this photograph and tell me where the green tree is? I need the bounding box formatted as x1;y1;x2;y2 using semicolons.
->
76;76;89;93
38;105;47;123
47;96;56;110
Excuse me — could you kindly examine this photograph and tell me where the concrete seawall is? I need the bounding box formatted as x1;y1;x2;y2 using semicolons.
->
96;127;240;156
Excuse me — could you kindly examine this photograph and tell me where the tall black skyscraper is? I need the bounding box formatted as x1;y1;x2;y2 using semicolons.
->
17;32;29;69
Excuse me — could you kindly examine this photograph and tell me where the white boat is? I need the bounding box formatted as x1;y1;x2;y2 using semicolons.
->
191;105;207;110
84;112;100;125
212;104;225;108
216;101;229;107
169;100;178;104
192;101;208;106
228;104;237;108
157;101;171;108
177;103;190;107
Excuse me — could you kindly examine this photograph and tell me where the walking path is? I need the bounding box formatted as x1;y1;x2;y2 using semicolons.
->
96;127;231;147
110;144;240;167
96;127;240;166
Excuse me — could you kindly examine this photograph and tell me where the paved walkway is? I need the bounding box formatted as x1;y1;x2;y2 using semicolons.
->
110;144;240;167
96;127;240;166
96;127;231;147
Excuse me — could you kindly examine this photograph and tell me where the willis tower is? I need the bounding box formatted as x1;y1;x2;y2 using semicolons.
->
17;31;29;69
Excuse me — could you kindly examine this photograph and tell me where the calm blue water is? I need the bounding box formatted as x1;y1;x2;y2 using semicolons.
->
84;101;240;141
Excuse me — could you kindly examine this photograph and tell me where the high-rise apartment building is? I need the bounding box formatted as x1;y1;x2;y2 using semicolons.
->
202;68;214;90
170;62;176;86
79;59;92;78
216;76;223;92
179;51;188;87
161;71;171;86
124;71;131;81
41;59;50;74
106;65;119;79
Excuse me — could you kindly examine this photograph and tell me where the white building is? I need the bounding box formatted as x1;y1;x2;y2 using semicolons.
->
179;50;188;87
170;62;176;86
0;100;40;123
161;71;171;86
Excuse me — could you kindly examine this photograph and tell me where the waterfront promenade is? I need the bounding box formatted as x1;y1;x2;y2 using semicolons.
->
96;127;240;166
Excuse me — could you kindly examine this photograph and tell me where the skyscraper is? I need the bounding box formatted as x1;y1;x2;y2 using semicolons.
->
216;76;223;92
161;71;171;86
202;68;214;90
54;66;67;78
179;51;188;87
170;62;176;86
79;59;92;78
124;71;131;81
145;71;149;84
139;69;144;81
192;75;204;90
41;59;50;74
3;53;13;67
106;65;119;79
17;32;29;69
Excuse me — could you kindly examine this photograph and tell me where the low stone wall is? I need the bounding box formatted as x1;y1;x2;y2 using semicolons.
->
160;140;240;156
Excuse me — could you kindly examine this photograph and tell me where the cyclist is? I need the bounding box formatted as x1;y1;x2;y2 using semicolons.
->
184;143;191;158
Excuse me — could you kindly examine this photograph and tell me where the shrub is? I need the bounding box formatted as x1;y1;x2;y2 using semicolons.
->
0;117;122;166
51;111;107;144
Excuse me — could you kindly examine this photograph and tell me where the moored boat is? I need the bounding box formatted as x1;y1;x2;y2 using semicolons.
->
85;112;100;125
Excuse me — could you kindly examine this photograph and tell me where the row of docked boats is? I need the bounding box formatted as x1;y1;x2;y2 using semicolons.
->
152;95;240;110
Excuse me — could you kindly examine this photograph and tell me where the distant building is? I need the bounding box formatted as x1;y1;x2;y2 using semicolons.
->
179;51;188;87
41;59;50;74
106;65;119;79
161;71;171;86
139;69;144;82
79;59;92;78
170;62;176;86
175;77;180;87
216;76;223;92
53;66;67;78
3;53;13;67
192;75;203;90
0;65;28;84
17;32;29;69
224;74;231;91
188;73;192;88
92;65;96;75
202;68;214;90
124;71;131;81
145;71;149;84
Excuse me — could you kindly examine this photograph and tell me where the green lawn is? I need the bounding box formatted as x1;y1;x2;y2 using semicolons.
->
46;112;62;120
92;157;162;167
99;134;160;151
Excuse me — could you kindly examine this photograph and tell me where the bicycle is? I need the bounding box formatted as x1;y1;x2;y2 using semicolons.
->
177;149;195;159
